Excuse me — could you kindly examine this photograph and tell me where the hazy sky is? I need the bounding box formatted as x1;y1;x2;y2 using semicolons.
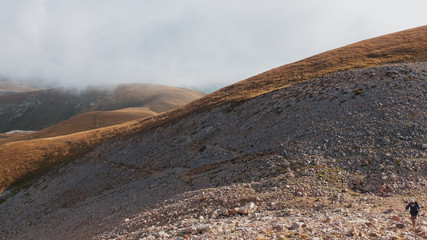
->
0;1;426;91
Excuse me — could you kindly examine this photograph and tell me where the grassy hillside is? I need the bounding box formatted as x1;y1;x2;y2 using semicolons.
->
0;25;426;193
0;79;40;95
0;116;156;193
0;108;157;144
35;108;158;138
0;83;206;133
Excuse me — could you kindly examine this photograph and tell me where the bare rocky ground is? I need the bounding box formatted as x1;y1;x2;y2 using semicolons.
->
99;180;427;240
0;63;426;239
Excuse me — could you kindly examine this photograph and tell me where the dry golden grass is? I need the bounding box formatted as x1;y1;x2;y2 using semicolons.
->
0;80;40;94
32;108;157;139
0;26;426;193
0;116;156;192
0;83;206;133
0;132;34;143
0;108;157;145
97;108;157;127
114;84;207;113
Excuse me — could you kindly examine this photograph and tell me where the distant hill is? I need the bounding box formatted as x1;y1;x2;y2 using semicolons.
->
30;108;158;138
0;83;206;133
0;79;40;95
0;108;158;144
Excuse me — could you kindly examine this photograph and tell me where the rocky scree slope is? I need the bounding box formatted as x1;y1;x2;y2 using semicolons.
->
0;63;426;239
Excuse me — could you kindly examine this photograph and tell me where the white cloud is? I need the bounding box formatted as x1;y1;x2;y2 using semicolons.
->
0;0;426;91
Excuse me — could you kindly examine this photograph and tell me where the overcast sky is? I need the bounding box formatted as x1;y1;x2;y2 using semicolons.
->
0;0;426;92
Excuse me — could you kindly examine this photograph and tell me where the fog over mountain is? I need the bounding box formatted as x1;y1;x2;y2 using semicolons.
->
0;0;426;91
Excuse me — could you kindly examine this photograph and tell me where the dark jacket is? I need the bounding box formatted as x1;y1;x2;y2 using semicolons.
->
406;202;420;216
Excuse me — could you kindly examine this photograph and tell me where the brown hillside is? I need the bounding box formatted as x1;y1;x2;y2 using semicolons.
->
112;84;207;113
0;108;157;144
0;79;40;95
0;117;155;193
35;108;158;138
0;83;206;133
0;25;426;193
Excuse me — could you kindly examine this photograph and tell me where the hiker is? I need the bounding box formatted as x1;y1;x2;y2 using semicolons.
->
283;150;287;158
405;199;421;227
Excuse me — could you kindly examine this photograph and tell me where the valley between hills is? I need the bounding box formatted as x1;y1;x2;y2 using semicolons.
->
0;26;426;239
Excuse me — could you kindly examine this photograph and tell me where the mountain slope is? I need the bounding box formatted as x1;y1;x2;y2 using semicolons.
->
0;83;206;133
101;25;426;141
0;62;426;239
180;25;426;113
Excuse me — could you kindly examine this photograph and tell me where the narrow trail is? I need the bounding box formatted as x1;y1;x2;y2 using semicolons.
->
88;152;158;176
